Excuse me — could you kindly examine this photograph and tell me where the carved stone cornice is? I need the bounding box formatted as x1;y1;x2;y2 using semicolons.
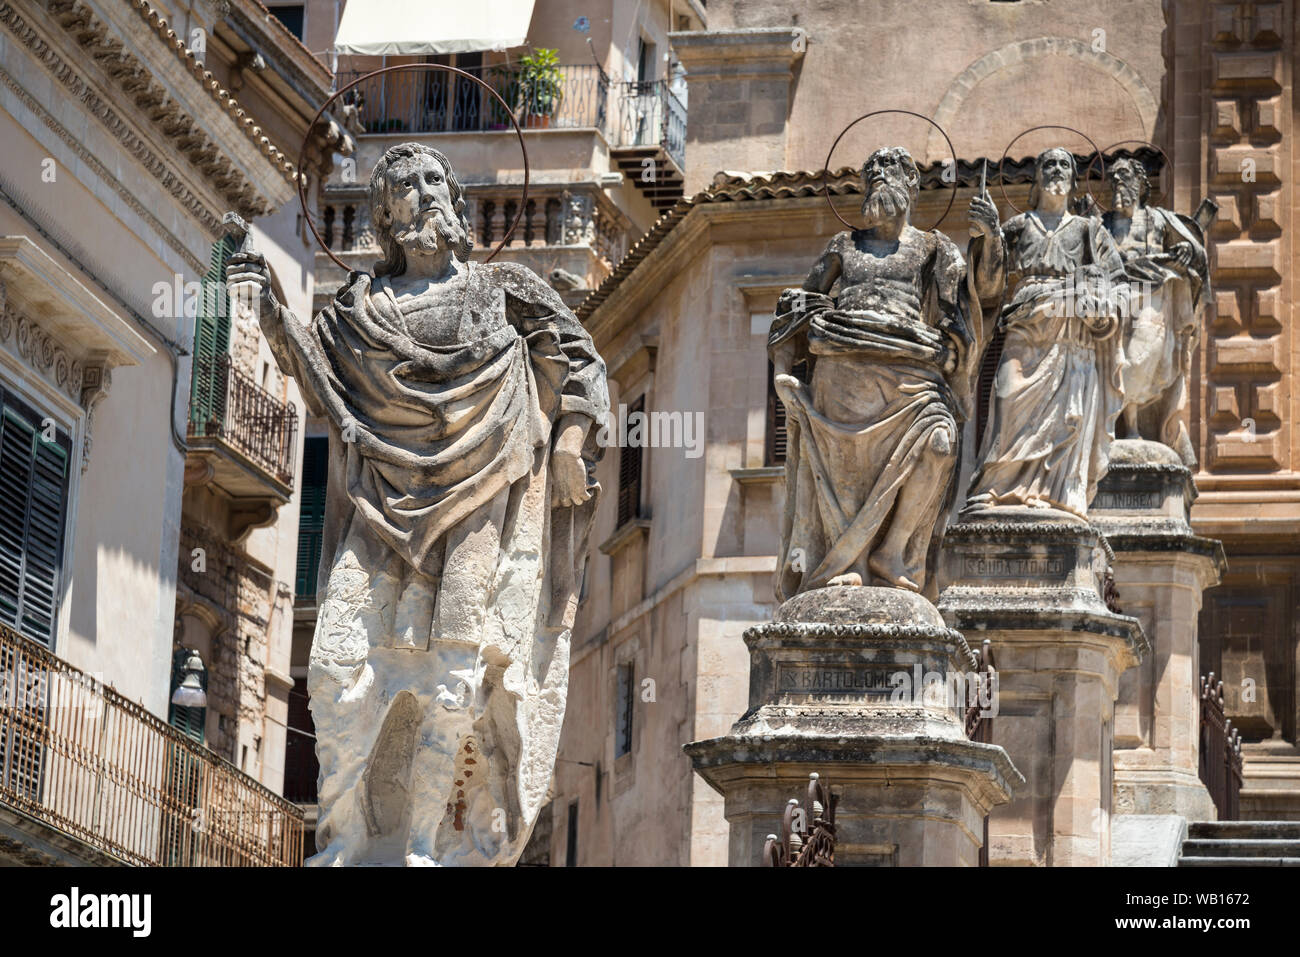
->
0;1;228;231
0;291;85;404
0;62;206;273
4;0;306;227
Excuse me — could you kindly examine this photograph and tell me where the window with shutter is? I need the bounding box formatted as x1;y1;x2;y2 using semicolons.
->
190;235;237;436
0;387;71;648
616;396;644;528
295;436;329;599
615;662;634;757
766;358;807;466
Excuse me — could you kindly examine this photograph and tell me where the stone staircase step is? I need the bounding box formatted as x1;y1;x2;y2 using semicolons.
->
1188;821;1300;840
1178;855;1300;867
1182;838;1300;857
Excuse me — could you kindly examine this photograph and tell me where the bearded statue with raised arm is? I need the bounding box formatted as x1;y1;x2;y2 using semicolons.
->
226;143;608;866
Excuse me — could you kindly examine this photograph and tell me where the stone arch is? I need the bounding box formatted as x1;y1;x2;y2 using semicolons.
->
924;37;1159;161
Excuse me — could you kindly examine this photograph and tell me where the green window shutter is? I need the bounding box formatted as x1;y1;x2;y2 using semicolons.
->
190;235;237;434
0;389;71;648
294;436;329;599
167;648;207;744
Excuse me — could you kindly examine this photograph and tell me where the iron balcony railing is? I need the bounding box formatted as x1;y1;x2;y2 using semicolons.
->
1199;673;1244;820
189;354;298;489
337;63;609;136
335;66;687;168
0;623;305;866
612;79;686;169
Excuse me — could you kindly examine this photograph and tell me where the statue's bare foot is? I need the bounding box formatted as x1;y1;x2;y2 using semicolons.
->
826;572;862;587
868;556;921;593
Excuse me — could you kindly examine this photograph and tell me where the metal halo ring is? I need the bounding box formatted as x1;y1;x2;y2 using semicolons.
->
295;63;530;271
1088;139;1171;212
996;125;1103;216
820;110;958;233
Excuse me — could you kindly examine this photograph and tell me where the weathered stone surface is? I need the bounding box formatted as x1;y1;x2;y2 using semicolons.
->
938;520;1147;866
1103;157;1212;467
227;143;609;866
686;585;1022;865
1093;440;1223;824
769;147;998;599
963;147;1127;522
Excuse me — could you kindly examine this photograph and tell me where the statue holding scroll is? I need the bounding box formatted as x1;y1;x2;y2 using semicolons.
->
226;143;608;866
770;146;999;599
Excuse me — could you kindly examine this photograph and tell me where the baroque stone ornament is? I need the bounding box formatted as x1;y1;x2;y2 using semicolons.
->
1102;156;1213;466
770;146;998;598
962;146;1129;522
226;143;609;866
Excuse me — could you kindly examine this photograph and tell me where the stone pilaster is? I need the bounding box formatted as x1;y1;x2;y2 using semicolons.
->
1092;440;1225;821
939;519;1148;866
668;28;805;196
685;587;1021;866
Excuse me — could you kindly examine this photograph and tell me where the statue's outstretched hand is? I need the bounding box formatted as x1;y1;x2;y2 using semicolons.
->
226;249;280;323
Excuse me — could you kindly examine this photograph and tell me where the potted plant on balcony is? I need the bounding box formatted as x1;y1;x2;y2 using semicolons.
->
517;48;563;129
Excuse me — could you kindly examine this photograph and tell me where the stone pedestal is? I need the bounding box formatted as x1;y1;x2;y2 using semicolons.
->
684;587;1021;866
1092;440;1225;822
939;518;1148;866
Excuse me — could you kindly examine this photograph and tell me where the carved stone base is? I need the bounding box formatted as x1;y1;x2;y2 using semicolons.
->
684;586;1021;866
938;517;1147;866
1093;439;1225;824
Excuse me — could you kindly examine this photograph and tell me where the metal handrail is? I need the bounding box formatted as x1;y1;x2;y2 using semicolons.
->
336;63;609;136
0;623;305;866
1199;673;1243;820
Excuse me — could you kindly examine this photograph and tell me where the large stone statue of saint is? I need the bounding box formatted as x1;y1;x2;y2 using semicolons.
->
226;143;608;866
962;147;1128;521
769;146;999;599
1102;157;1211;466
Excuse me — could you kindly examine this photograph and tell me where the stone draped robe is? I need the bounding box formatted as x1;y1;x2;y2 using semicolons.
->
258;260;607;862
768;229;981;600
964;212;1127;519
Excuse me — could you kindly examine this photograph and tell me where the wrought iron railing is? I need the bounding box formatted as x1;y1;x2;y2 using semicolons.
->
336;64;609;136
762;772;837;867
612;79;686;169
189;354;298;488
966;639;997;866
1199;673;1244;820
0;623;305;866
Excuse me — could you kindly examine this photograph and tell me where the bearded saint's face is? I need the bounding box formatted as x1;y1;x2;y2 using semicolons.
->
1035;149;1075;201
380;154;467;257
1108;161;1143;215
860;149;915;228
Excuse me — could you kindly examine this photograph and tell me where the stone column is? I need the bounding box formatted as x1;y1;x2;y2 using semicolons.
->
685;587;1021;867
939;520;1148;866
1091;440;1225;822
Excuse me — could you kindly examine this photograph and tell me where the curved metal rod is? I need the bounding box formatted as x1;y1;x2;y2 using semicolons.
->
820;109;958;232
295;63;531;271
996;124;1103;216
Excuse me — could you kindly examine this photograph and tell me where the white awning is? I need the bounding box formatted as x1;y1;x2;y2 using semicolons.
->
333;0;536;56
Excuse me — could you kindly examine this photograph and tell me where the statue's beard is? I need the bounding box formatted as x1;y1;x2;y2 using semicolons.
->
860;182;912;227
1111;181;1140;212
1039;176;1071;197
393;205;466;257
